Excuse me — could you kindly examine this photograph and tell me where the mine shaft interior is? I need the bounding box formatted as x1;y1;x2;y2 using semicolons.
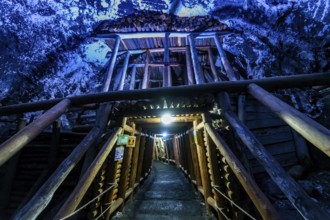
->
1;4;330;220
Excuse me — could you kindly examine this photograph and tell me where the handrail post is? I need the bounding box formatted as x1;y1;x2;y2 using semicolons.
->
0;99;70;167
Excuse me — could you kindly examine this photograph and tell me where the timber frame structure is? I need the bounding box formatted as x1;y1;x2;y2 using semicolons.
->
0;28;330;220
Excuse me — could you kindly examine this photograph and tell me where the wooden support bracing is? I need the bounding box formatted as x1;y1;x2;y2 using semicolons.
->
118;52;131;91
185;46;195;85
102;36;121;92
193;120;212;212
213;35;238;81
188;35;205;84
55;128;122;219
0;99;70;166
163;32;171;87
224;109;329;219
248;83;330;158
207;48;219;82
129;65;137;90
204;123;280;220
142;51;151;89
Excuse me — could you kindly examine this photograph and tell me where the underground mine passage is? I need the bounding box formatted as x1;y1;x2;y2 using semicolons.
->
1;1;330;220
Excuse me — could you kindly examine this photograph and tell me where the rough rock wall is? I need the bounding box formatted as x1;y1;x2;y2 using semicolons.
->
0;0;329;116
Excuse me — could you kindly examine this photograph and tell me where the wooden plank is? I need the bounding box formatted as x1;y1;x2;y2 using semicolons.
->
207;47;219;82
129;128;142;189
248;83;330;157
245;117;286;129
135;135;146;183
251;126;293;145
188;131;202;186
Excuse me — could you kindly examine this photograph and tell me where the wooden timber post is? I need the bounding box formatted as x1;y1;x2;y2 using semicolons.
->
248;83;330;158
129;128;142;190
129;65;137;90
207;48;219;82
118;52;131;91
141;50;151;89
118;121;135;205
213;35;239;81
173;137;180;167
185;46;195;85
188;130;202;187
136;133;146;183
163;32;171;87
102;36;121;92
188;35;205;84
202;114;228;220
193;119;212;212
184;132;195;181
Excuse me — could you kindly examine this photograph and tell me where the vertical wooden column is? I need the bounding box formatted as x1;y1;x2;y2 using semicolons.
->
193;120;212;211
213;35;238;81
102;36;121;92
163;32;171;87
142;51;151;89
188;130;202;187
185;46;195;85
188;35;205;84
207;47;219;82
184;133;195;181
136;134;146;183
128;127;141;188
202;114;227;219
118;52;131;91
118;121;135;202
129;65;137;90
173;137;180;167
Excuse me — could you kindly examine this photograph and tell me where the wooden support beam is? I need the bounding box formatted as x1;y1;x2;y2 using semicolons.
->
55;128;122;219
188;35;205;84
141;51;151;89
118;52;131;91
188;131;202;187
106;198;124;219
129;128;142;189
133;116;198;124
248;83;330;157
102;36;121;92
0;99;70;166
195;121;204;131
207;47;219;82
95;31;230;40
163;32;170;88
185;46;195;85
204;123;280;220
193;120;212;211
124;124;134;133
1;72;329;115
129;65;137;90
213;35;238;81
135;135;146;183
223;110;329;219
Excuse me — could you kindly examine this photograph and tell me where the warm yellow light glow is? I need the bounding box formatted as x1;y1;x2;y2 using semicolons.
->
161;114;174;125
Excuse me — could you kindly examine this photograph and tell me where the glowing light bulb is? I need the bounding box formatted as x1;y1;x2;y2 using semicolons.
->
161;114;174;125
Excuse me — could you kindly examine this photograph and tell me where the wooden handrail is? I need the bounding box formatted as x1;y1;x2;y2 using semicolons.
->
55;127;122;219
248;83;330;157
1;73;329;115
204;123;280;220
0;99;70;167
224;110;329;219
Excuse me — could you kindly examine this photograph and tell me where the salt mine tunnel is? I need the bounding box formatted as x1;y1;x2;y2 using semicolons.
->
0;0;330;219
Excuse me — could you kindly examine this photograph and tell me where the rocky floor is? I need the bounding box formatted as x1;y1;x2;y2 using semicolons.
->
113;161;214;220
